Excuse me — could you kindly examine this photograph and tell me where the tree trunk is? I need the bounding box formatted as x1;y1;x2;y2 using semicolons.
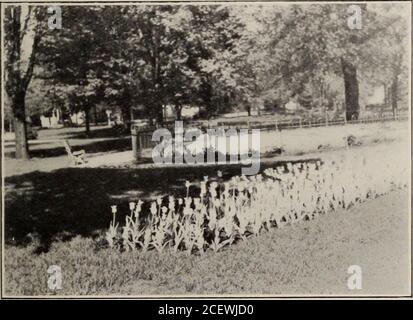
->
12;90;30;159
5;7;40;159
85;108;90;133
156;103;164;126
383;84;389;108
118;105;133;130
14;116;29;159
176;105;183;121
341;58;360;121
391;75;398;117
93;105;98;125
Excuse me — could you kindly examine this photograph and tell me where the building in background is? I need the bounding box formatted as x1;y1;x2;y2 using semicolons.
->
40;107;63;128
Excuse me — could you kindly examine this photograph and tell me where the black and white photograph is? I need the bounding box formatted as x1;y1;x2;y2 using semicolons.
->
1;0;411;299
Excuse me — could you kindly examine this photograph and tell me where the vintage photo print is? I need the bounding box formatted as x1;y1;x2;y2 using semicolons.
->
1;1;411;299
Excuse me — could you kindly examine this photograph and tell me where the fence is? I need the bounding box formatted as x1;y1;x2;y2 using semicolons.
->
131;126;155;160
216;112;409;131
131;112;409;161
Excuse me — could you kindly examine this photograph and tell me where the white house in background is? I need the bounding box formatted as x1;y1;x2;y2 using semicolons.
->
285;99;300;113
163;105;200;120
40;107;62;128
70;111;85;125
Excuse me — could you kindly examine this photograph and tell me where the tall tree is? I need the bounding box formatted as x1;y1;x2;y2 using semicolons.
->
40;6;106;133
362;4;409;115
4;5;45;158
102;6;208;125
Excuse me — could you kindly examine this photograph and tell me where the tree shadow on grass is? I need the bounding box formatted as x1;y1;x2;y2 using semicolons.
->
4;137;131;159
5;167;180;252
4;158;319;253
55;126;128;139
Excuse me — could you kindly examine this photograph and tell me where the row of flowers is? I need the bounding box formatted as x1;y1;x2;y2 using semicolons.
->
106;152;408;255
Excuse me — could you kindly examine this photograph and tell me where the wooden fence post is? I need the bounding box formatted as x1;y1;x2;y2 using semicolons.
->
131;125;139;160
138;132;144;158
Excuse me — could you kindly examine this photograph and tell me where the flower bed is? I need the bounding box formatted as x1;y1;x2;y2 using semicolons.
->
106;151;408;255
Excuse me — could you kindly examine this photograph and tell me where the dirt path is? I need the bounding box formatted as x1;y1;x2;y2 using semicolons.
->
123;189;410;296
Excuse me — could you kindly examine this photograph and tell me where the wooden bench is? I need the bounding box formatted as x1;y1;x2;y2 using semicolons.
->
64;140;86;166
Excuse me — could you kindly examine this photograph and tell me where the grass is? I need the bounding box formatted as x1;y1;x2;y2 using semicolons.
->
5;158;327;252
3;121;410;296
4;189;410;296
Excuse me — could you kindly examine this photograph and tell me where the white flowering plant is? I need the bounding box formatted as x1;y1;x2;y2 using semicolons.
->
107;151;408;255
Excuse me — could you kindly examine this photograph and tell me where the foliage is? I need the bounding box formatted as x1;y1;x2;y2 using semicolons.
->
4;3;410;153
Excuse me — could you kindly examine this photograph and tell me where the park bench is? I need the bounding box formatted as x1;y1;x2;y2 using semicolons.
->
64;140;86;166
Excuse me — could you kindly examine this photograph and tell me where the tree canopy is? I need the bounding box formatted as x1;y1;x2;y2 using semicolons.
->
3;3;410;157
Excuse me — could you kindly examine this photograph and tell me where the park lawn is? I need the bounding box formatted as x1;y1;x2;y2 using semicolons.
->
4;188;410;297
3;120;408;178
3;122;410;296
